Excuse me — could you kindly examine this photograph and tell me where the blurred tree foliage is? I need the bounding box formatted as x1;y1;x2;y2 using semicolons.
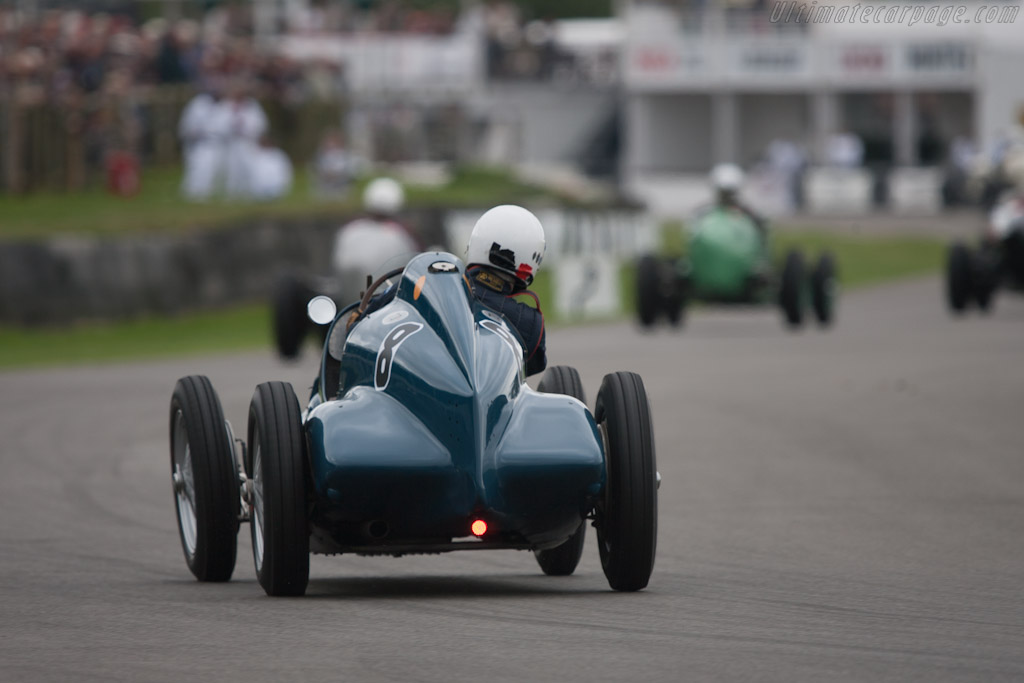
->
35;0;613;21
509;0;613;19
342;0;612;19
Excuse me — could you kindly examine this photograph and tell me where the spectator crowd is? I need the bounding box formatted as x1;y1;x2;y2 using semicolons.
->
0;2;612;195
0;7;339;113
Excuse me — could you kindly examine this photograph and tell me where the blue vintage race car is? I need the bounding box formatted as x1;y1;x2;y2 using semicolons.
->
169;252;658;596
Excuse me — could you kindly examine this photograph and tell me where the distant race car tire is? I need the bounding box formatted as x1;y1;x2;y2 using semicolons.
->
273;273;313;359
534;366;588;576
594;371;658;592
811;252;837;327
169;375;239;582
636;255;661;328
779;249;806;328
972;244;1000;313
946;242;973;314
665;267;687;328
247;381;309;597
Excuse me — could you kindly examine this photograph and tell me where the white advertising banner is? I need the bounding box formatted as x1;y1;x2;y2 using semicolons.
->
279;34;483;94
804;168;874;214
726;40;813;80
444;209;659;266
554;256;622;321
624;32;976;89
888;167;943;214
626;41;711;88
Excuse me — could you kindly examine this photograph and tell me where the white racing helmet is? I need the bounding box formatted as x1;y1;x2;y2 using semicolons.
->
710;163;744;192
465;205;545;286
363;177;405;216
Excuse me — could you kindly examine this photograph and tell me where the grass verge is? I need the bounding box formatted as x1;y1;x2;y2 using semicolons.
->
659;221;945;289
0;165;558;241
0;230;944;369
0;304;269;369
771;230;945;289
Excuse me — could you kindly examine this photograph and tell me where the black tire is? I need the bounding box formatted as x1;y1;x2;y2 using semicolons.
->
975;281;994;312
594;371;657;591
811;252;837;327
665;268;688;328
537;365;587;404
636;255;661;328
169;375;239;582
972;244;1000;313
779;249;806;328
247;381;309;596
946;242;973;313
272;273;312;360
535;524;586;577
534;366;588;576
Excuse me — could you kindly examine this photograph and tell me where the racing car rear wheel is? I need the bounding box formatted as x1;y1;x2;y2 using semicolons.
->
594;371;657;591
811;252;837;327
248;381;309;597
636;255;661;328
779;249;806;328
665;263;688;328
537;365;586;404
972;243;1000;313
169;375;239;582
273;273;312;359
534;366;588;576
946;242;973;313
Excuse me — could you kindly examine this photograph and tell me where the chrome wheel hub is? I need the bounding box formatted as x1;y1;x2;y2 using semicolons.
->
251;438;265;572
172;410;198;558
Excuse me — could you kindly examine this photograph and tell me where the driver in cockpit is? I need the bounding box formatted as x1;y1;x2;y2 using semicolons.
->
704;163;767;235
462;204;547;377
317;205;548;400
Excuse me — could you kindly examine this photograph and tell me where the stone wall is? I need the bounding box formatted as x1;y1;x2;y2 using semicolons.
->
0;209;448;326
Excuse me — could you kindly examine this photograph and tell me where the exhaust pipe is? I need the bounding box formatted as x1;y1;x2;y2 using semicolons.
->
362;520;390;540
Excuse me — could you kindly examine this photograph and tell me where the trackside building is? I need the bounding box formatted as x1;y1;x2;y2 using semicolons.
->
620;1;1024;213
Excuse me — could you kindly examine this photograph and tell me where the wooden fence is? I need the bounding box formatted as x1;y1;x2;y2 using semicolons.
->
0;85;344;193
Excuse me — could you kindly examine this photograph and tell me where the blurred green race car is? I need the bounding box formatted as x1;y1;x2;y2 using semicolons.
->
636;206;836;330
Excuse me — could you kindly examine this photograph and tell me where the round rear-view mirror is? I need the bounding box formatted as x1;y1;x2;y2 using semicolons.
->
307;296;337;325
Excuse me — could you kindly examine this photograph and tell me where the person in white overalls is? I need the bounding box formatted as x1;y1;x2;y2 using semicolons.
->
179;88;228;200
217;82;268;199
249;136;294;201
332;178;422;305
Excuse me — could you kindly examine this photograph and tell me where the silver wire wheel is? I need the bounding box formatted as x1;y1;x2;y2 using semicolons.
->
169;375;239;582
172;409;198;559
247;381;309;597
250;437;265;572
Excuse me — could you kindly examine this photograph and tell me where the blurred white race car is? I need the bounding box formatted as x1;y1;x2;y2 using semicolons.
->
272;177;422;358
946;191;1024;314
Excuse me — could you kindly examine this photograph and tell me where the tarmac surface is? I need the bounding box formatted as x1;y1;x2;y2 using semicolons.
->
1;276;1022;682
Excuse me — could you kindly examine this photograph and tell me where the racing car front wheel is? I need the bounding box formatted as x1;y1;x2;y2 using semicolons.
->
169;375;239;582
594;371;657;591
248;381;309;597
946;242;974;313
534;366;588;576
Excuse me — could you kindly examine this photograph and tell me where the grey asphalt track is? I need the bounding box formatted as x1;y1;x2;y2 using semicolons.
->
1;276;1022;682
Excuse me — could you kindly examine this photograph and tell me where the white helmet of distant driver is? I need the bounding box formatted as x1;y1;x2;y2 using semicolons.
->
710;163;745;192
363;177;405;216
465;205;545;286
